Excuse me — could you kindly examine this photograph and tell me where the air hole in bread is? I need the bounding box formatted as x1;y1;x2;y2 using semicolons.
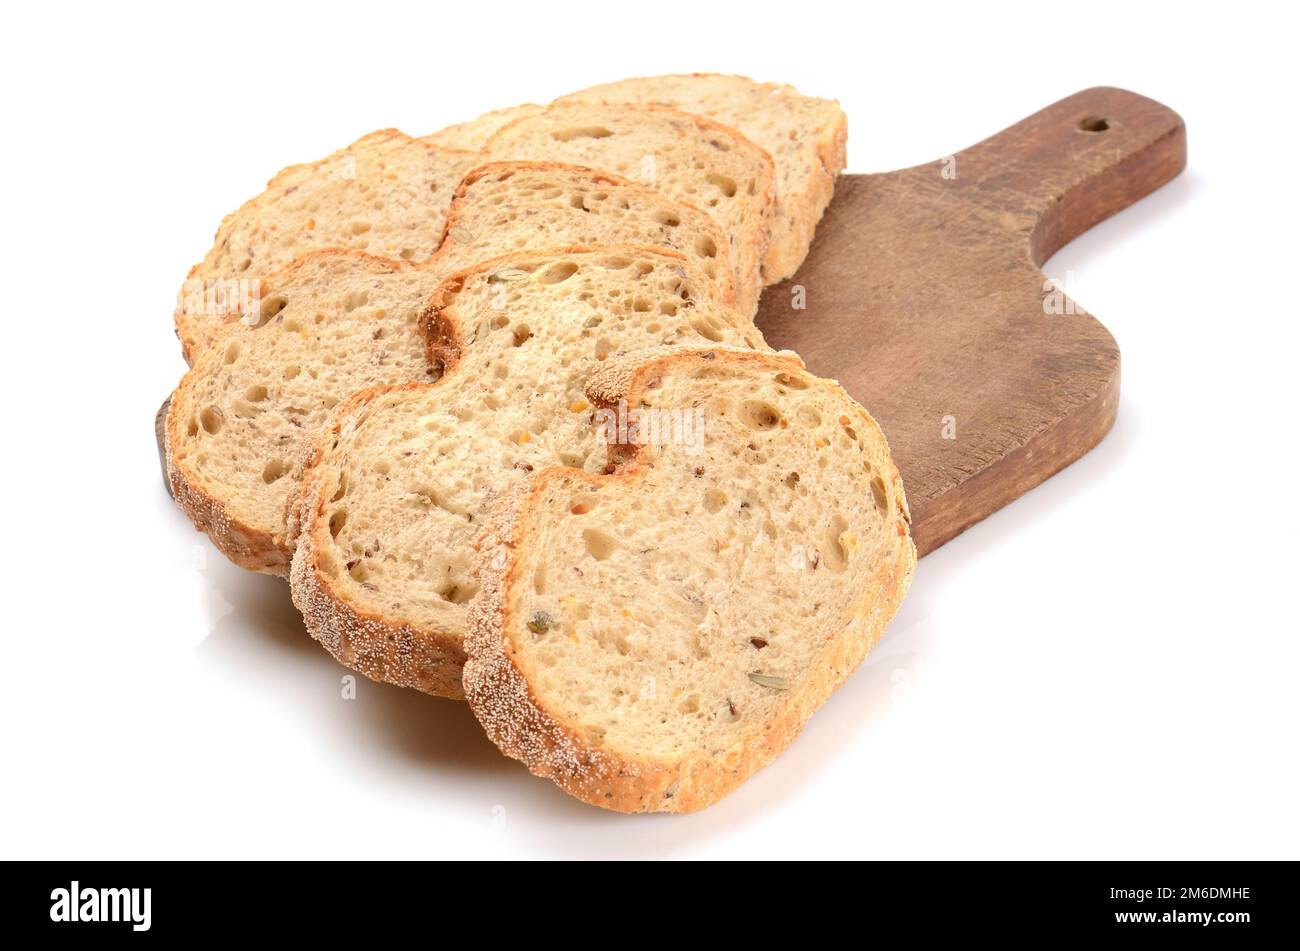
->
796;405;821;428
343;290;369;312
774;371;809;390
703;489;727;514
599;256;631;270
582;527;617;561
247;295;287;328
738;400;782;430
653;210;681;228
570;499;594;515
245;384;269;403
186;419;198;437
283;364;300;380
262;459;289;484
223;342;240;365
695;235;718;258
540;262;579;285
784;471;801;490
870;477;889;518
512;324;532;347
822;514;850;573
350;221;372;235
550;126;615;141
690;315;726;342
329;508;347;538
200;406;224;434
708;173;738;198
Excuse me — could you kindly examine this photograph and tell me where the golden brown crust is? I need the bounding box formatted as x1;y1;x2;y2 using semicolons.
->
462;349;916;813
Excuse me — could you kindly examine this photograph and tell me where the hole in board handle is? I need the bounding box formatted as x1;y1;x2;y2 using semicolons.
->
1078;116;1110;133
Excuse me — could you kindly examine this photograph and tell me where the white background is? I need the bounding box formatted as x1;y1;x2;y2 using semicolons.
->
1;1;1296;860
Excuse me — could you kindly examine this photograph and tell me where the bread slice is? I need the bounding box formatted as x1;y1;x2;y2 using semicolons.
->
289;249;770;698
167;164;741;574
175;130;479;364
463;348;915;812
483;103;775;317
557;74;848;283
423;104;545;150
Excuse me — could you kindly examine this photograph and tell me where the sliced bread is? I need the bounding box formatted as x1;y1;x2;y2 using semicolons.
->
175;130;479;364
423;104;545;150
483;103;775;317
463;348;915;812
167;164;741;574
557;74;848;283
289;249;770;697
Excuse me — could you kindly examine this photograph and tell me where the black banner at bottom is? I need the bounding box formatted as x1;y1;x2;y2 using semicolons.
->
3;860;1289;941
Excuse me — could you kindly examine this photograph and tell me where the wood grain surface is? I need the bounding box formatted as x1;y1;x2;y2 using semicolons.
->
157;87;1186;557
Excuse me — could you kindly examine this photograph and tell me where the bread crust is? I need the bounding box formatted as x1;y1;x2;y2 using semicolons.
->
462;349;916;812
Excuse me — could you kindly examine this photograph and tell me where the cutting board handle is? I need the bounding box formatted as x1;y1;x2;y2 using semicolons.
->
949;86;1187;265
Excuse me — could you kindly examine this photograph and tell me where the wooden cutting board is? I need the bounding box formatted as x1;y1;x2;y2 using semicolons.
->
157;87;1185;557
757;86;1184;554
